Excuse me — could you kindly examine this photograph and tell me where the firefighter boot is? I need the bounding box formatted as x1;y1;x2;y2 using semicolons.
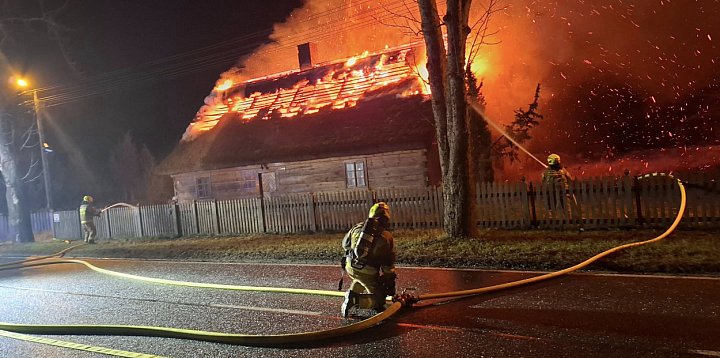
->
341;290;358;318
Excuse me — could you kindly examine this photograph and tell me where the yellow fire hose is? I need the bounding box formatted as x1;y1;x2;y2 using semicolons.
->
0;175;686;354
0;243;86;268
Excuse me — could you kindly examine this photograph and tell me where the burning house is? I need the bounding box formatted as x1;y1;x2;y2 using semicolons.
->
159;43;441;201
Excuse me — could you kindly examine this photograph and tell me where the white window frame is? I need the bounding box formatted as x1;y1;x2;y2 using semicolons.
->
238;170;258;193
345;160;367;188
195;176;212;199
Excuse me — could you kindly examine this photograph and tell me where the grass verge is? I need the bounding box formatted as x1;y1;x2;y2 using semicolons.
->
0;229;718;275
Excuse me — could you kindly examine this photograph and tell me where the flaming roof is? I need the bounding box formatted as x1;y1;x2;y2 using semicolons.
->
159;44;435;175
182;44;428;141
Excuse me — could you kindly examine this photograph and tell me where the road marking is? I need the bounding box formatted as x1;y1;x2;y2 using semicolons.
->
395;322;463;332
492;332;539;340
0;329;164;357
209;303;321;316
393;322;539;340
82;258;720;280
689;349;720;357
0;284;323;316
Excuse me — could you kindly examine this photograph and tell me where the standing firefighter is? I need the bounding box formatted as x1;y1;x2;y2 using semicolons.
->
340;202;396;318
79;195;101;244
541;154;582;229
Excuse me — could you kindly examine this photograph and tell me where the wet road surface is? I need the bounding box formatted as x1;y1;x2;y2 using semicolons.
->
0;258;718;357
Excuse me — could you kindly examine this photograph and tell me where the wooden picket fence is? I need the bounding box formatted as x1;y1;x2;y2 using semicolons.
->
5;173;717;241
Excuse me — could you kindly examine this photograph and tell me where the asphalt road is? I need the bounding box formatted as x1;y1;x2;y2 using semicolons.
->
0;258;718;357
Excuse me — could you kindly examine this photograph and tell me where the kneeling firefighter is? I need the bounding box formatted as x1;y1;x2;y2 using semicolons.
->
340;202;396;317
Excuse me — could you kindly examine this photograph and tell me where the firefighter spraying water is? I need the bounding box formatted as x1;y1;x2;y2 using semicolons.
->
79;195;101;244
542;154;583;231
468;101;584;231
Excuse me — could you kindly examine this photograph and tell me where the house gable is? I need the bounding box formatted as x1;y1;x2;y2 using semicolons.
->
159;44;440;199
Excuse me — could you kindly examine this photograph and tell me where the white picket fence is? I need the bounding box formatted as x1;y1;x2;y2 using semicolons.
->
5;173;716;240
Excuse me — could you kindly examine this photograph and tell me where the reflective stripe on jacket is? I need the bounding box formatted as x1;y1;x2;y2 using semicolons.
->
542;166;573;190
79;204;97;223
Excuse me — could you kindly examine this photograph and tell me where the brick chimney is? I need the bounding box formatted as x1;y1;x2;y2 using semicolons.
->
297;42;318;71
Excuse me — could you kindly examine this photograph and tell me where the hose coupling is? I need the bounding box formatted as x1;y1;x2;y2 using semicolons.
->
392;288;418;306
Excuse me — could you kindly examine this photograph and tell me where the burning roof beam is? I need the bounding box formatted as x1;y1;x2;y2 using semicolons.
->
184;46;427;140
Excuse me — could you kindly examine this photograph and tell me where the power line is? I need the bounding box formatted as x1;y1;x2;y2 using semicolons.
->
39;0;422;107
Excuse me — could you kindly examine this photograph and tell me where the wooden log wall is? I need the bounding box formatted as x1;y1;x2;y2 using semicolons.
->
171;149;430;201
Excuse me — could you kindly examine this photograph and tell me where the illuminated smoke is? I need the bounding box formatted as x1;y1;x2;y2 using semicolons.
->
189;0;719;176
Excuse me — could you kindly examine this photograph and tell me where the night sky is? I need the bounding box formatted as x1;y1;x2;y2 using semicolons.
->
5;0;303;208
47;0;304;156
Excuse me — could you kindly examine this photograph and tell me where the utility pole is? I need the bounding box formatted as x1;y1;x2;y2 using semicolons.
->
32;89;53;210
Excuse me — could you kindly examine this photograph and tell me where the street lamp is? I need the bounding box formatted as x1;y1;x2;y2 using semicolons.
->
16;78;53;210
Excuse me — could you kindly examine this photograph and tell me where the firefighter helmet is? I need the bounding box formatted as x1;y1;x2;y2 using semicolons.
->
547;154;561;166
368;202;391;221
83;195;94;203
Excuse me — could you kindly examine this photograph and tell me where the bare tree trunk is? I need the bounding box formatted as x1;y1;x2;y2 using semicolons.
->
419;0;477;237
445;0;476;237
0;116;34;242
418;0;449;174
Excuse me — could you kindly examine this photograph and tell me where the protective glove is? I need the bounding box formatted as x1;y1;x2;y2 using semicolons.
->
381;273;396;297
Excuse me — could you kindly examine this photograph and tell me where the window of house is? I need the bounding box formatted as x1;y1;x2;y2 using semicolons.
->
345;161;367;188
196;176;212;199
238;171;258;193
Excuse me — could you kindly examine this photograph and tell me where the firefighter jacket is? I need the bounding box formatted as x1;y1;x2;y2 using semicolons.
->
343;219;396;270
79;203;99;224
542;164;573;190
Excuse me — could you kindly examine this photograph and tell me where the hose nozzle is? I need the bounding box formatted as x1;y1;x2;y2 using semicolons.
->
393;288;419;306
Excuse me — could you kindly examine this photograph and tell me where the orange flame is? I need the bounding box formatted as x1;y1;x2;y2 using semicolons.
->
183;41;498;141
215;79;233;91
184;45;427;140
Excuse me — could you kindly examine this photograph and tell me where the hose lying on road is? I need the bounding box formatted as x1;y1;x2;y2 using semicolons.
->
420;174;688;301
0;175;686;352
2;258;345;298
0;303;403;346
0;243;86;268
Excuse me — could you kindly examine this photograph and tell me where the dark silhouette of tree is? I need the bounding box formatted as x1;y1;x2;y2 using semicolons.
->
110;132;168;203
0;0;77;242
467;72;493;183
110;132;142;202
492;83;544;163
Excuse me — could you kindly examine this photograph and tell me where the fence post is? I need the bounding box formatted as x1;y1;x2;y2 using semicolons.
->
308;193;317;232
622;170;634;226
50;210;57;239
258;173;267;233
172;203;182;237
528;181;538;228
212;199;220;235
136;206;143;238
192;200;199;234
633;174;644;227
105;210;112;239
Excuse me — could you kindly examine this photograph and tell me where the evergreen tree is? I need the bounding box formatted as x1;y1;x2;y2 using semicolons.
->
492;83;544;163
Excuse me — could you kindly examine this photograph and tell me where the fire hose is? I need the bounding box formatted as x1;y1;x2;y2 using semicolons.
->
101;202;139;212
0;174;686;355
